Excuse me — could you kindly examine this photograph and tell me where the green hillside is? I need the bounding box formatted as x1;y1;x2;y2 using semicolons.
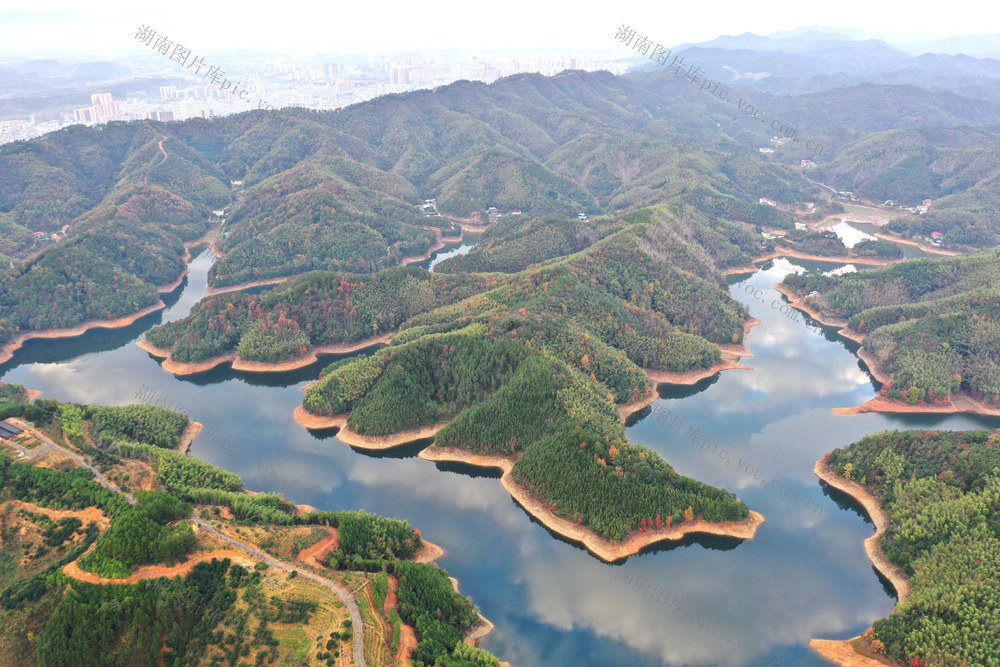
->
782;250;1000;405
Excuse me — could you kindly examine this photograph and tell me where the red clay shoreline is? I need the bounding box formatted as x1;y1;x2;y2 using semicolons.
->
753;247;899;267
293;313;765;560
138;333;394;376
773;283;850;330
774;283;1000;417
291;407;447;447
445;574;503;655
0;303;167;366
0;223;223;367
176;421;204;455
873;232;960;256
809;456;910;666
836;393;1000;417
641;319;758;391
722;248;897;277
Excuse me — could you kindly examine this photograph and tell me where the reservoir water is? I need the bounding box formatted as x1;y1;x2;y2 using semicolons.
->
2;250;996;666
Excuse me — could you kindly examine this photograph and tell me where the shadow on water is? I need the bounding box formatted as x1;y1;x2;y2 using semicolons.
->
624;405;656;428
347;438;432;460
818;482;900;598
0;309;166;375
658;375;721;400
161;277;188;308
299;432;432;461
818;480;871;523
152;346;386;389
725;259;774;286
433;460;503;479
508;493;747;561
304;429;431;459
633;532;746;558
872;564;900;600
623;376;720;427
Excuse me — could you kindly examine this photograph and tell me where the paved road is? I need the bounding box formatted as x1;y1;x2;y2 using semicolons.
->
5;419;368;667
6;419;134;503
193;515;367;667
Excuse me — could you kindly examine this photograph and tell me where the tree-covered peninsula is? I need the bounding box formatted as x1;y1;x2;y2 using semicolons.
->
781;249;1000;413
814;428;1000;666
295;207;763;555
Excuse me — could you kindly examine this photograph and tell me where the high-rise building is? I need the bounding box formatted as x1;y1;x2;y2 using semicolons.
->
389;65;410;85
72;92;121;125
409;65;431;83
145;110;174;122
179;100;199;120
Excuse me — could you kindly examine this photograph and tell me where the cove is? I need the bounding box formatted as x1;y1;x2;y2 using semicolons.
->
2;250;997;666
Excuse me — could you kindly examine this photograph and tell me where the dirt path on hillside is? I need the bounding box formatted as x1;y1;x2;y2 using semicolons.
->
296;527;339;567
145;136;168;186
2;500;110;531
63;548;256;585
384;575;418;664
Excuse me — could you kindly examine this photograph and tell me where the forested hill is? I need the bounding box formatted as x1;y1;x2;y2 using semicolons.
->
148;199;763;546
5;65;998;358
0;387;502;666
782;249;1000;407
825;428;1000;665
0;68;821;355
145;205;757;367
188;69;811;286
298;206;755;543
808;127;1000;248
0;122;225;351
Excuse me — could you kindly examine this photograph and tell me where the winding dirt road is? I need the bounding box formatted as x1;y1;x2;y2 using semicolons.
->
9;419;368;667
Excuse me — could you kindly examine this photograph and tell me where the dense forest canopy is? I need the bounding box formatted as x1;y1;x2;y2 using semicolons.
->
3;64;998;358
145;266;508;363
0;386;501;666
827;428;1000;665
298;208;756;543
783;249;1000;405
151;206;752;370
0;69;824;354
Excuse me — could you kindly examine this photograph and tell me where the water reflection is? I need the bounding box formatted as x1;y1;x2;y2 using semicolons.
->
418;232;482;272
829;220;875;248
2;248;998;666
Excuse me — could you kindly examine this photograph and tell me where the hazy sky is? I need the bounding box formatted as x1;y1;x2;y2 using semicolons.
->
1;1;997;58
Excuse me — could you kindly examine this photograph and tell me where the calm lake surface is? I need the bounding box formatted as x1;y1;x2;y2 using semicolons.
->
829;220;875;248
2;250;996;666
